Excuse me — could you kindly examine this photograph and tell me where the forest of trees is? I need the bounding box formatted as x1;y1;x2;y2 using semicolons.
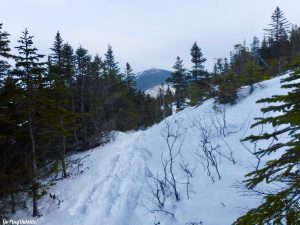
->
1;6;300;223
168;7;300;108
0;25;165;217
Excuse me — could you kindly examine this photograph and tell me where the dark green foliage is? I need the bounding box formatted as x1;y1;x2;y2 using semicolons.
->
0;24;160;218
289;26;300;61
103;45;120;81
215;72;240;105
213;7;300;106
187;79;210;106
234;67;300;224
168;56;187;109
186;42;211;106
61;43;76;85
124;62;136;88
0;23;11;85
190;42;207;81
264;7;290;55
261;7;291;73
0;77;24;216
13;28;48;217
213;58;226;76
48;31;77;178
50;31;63;67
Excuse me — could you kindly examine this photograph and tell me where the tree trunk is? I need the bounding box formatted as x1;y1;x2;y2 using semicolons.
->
7;143;16;214
10;182;15;214
71;90;78;142
28;113;39;217
80;76;87;145
60;117;67;178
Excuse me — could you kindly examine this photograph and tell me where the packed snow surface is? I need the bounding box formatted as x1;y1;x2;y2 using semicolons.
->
14;74;291;225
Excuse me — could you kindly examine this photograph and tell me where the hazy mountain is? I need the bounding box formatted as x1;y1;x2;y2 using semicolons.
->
135;68;172;91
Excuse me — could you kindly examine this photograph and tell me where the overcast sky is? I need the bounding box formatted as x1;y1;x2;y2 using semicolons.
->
1;0;300;72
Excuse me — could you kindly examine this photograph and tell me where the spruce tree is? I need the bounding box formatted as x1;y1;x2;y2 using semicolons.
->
124;62;136;88
251;36;260;65
235;68;300;224
244;61;263;94
190;42;207;80
168;56;187;110
264;7;290;58
213;58;224;76
265;7;290;45
14;28;47;217
75;46;91;146
48;32;76;178
84;54;103;143
50;31;63;68
62;43;76;86
0;78;17;214
0;23;11;86
103;45;120;81
223;57;229;73
0;25;20;215
216;71;240;105
290;26;300;58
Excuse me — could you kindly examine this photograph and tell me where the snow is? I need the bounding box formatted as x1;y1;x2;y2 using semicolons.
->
13;73;292;225
135;68;166;78
145;83;175;97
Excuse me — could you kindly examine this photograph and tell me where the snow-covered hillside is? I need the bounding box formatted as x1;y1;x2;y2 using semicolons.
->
145;83;175;97
13;74;291;225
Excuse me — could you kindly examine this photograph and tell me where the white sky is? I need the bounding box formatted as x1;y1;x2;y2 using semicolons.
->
1;0;300;72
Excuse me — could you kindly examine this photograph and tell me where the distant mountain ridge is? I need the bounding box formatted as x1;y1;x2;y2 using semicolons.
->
135;68;172;91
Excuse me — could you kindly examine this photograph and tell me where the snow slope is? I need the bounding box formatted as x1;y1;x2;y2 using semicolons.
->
13;74;291;225
144;83;175;97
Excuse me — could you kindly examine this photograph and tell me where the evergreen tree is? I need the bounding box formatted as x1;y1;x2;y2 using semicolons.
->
103;45;120;81
265;7;290;45
0;23;166;218
230;43;251;76
164;85;174;116
216;71;240;105
244;61;263;94
251;36;260;65
48;32;76;178
62;43;76;86
213;58;224;76
75;46;91;146
264;7;290;58
0;23;11;86
124;62;136;88
223;57;229;73
235;67;300;224
250;36;260;55
0;27;20;215
289;26;300;58
168;56;187;109
259;36;272;64
190;42;207;80
84;54;103;144
14;28;47;217
50;31;63;68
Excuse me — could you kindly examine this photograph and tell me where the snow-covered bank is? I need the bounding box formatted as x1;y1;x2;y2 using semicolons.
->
13;74;290;225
